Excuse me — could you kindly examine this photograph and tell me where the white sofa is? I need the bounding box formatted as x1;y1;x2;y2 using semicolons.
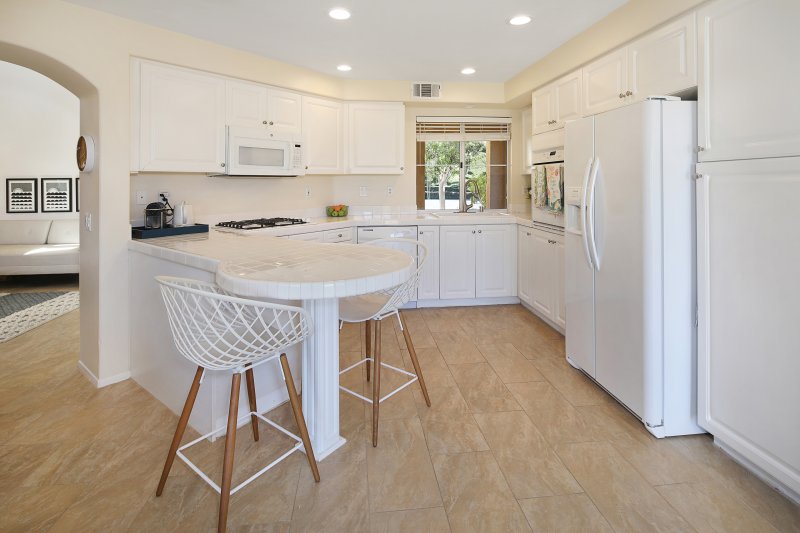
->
0;219;79;275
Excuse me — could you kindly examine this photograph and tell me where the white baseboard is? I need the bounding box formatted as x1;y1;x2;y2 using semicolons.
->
77;360;130;388
416;296;520;308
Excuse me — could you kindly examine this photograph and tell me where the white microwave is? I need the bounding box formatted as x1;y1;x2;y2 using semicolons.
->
219;126;306;177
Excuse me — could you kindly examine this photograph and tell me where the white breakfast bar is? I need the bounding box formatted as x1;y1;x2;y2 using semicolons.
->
129;231;415;459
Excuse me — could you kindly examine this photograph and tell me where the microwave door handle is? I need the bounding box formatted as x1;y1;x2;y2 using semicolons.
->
580;157;594;269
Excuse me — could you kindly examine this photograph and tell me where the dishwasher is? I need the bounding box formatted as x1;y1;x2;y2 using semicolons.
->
357;226;419;306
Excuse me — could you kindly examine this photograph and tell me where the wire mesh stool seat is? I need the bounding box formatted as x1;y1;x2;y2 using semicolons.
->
338;239;432;446
154;276;320;533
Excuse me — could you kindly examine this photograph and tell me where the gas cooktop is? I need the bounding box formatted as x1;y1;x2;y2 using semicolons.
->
216;217;308;230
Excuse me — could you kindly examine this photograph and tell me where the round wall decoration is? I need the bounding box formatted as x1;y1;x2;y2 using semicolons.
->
76;135;95;172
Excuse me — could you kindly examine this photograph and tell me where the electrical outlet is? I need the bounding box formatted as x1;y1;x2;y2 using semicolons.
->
159;191;170;200
387;186;394;196
135;191;147;205
359;186;368;197
304;187;312;198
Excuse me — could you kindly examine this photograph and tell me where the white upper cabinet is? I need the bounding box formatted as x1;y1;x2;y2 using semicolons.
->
698;0;800;161
138;61;226;173
347;102;405;174
475;225;516;299
582;48;629;116
628;13;697;101
417;227;440;300
531;85;555;134
554;70;583;124
226;81;301;136
302;96;345;174
532;69;583;134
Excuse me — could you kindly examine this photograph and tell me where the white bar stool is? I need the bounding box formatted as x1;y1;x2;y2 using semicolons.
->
154;276;320;533
338;239;431;446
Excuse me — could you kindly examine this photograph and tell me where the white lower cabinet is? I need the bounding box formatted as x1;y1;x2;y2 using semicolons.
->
519;227;565;330
417;227;440;300
287;232;323;242
289;228;352;243
439;225;516;300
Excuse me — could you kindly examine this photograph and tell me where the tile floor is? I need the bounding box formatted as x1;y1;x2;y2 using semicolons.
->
1;295;798;532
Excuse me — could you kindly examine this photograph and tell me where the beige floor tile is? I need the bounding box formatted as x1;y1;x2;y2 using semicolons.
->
472;411;581;499
657;481;779;532
398;318;437;350
363;365;419;422
556;441;692;533
449;363;521;413
414;387;489;455
291;426;369;533
508;381;601;445
370;507;451;533
400;346;457;389
431;450;531;532
610;431;707;486
531;356;611;406
476;343;545;383
128;473;219;532
431;331;485;365
0;483;85;532
518;494;614;533
366;417;442;513
575;401;654;443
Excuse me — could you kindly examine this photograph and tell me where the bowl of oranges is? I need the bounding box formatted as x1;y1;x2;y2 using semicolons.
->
326;204;348;217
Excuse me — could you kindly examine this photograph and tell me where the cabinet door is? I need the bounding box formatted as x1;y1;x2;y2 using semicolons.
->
554;237;566;329
554;70;583;126
139;62;225;172
475;225;516;298
302;96;344;174
530;230;555;318
517;227;533;305
323;228;353;243
628;13;697;102
267;89;302;136
288;231;324;242
439;226;476;300
698;0;800;161
226;80;268;128
531;85;555;134
417;227;440;300
696;158;800;495
347;102;405;174
582;48;629;116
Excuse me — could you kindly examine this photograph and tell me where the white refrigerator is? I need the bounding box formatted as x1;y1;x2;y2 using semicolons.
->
564;99;704;438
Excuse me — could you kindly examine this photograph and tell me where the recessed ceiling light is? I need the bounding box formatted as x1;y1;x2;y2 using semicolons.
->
337;64;352;72
509;15;532;26
329;8;351;20
461;67;476;75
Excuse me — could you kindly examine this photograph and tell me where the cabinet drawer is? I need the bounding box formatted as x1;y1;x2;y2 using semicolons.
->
323;227;353;243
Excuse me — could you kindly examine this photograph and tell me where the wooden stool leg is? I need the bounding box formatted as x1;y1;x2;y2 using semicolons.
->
218;373;241;533
372;319;382;447
280;354;320;482
244;367;259;441
157;365;204;497
400;311;431;407
365;320;372;382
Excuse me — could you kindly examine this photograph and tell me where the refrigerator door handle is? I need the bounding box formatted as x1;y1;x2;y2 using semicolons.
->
580;157;594;269
586;156;601;271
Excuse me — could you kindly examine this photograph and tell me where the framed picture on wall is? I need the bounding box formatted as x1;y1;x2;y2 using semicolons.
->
76;177;80;212
41;177;72;213
6;178;38;213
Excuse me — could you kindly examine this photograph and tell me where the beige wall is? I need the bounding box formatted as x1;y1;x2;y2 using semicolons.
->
0;60;79;220
505;0;708;106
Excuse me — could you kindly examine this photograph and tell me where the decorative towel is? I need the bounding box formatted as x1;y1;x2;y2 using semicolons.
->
545;164;564;212
532;166;547;208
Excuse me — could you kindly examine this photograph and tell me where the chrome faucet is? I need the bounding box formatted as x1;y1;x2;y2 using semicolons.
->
462;178;484;213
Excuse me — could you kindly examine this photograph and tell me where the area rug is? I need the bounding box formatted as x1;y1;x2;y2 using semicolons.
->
0;291;80;342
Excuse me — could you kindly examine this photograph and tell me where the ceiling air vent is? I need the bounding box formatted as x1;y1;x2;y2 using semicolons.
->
412;82;442;99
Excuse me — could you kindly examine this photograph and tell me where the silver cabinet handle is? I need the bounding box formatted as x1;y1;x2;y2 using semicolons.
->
526;232;531;236
305;165;309;170
626;90;633;96
262;120;268;125
400;166;404;170
337;233;342;237
619;93;625;99
269;121;274;125
547;239;556;244
697;146;706;152
472;230;476;234
478;229;482;233
220;162;225;167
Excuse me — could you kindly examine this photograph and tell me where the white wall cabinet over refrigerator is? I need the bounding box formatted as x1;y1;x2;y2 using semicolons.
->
417;227;440;300
226;81;302;136
136;61;226;173
698;0;800;161
347;102;405;174
302;96;345;174
439;225;516;300
582;48;629;116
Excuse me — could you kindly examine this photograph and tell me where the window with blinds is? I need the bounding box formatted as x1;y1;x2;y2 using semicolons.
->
416;117;511;141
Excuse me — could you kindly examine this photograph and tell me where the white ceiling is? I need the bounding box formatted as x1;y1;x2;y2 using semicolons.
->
64;0;628;82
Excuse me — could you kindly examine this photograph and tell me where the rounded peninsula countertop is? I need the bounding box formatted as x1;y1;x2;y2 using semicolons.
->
215;236;415;300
